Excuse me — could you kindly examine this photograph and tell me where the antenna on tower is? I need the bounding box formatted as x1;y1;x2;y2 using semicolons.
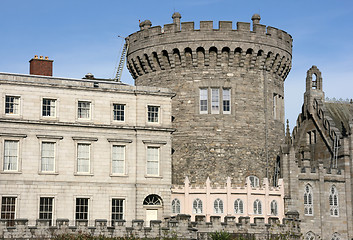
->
114;36;129;82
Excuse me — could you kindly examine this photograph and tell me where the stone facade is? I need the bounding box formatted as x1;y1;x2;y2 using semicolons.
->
0;72;174;225
127;13;292;185
282;66;353;240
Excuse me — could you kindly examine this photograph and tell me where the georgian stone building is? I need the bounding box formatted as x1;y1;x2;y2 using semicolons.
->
0;57;174;226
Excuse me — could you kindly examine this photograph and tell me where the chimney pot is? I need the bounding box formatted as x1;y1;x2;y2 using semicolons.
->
39;56;43;59
34;55;38;59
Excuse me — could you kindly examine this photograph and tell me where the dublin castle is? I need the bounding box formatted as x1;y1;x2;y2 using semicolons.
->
0;13;352;240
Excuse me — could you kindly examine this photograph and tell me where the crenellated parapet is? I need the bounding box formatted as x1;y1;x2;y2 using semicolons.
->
0;214;300;239
127;13;292;80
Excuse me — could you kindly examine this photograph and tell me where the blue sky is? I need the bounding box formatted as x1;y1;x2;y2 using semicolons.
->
1;0;352;131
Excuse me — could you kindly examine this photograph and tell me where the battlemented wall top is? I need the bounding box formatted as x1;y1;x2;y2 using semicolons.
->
128;13;292;50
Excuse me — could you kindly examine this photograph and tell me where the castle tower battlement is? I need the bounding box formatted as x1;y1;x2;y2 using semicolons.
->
127;13;293;185
127;16;292;79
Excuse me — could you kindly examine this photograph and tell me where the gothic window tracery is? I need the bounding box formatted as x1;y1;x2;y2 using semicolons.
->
329;186;339;216
171;198;180;214
304;184;313;215
193;198;203;214
234;199;244;214
213;198;223;214
253;199;262;214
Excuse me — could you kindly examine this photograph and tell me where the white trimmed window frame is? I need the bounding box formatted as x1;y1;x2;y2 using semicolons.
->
192;198;203;214
111;198;125;224
112;103;126;123
111;145;126;175
222;88;231;114
211;88;220;114
72;137;97;176
199;88;208;114
147;105;160;124
213;198;224;214
270;200;278;216
77;100;92;121
234;198;244;214
4;95;21;116
41;98;57;118
74;196;91;221
143;140;166;178
172;198;181;214
38;196;55;226
0;134;26;173
146;146;160;176
0;195;18;226
253;199;262;215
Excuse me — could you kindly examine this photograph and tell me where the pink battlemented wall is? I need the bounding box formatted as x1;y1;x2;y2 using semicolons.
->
171;177;285;222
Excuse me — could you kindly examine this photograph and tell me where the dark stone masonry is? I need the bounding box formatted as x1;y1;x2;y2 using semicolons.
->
127;13;292;185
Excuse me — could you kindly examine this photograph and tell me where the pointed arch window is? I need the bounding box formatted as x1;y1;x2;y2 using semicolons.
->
329;186;339;216
213;198;223;214
253;199;262;215
171;198;180;214
234;199;244;214
270;200;278;216
192;198;203;214
247;175;259;187
304;184;313;216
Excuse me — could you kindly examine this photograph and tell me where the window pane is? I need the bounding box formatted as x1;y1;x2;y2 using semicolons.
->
76;198;89;220
112;145;125;174
147;147;159;175
200;89;208;113
113;104;125;121
223;89;230;113
148;106;159;123
41;142;55;172
112;199;124;225
42;99;56;117
1;197;16;226
77;144;90;173
5;96;20;115
4;140;18;171
78;101;91;119
39;197;53;225
211;88;219;113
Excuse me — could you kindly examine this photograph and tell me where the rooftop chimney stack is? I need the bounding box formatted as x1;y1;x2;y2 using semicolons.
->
29;55;53;76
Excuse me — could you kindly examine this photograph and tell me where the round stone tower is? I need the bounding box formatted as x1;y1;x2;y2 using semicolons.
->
126;13;292;185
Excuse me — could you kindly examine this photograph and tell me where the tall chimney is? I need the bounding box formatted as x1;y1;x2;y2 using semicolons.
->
29;55;53;76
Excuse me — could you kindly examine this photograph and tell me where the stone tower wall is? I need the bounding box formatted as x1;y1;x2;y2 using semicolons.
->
127;14;292;185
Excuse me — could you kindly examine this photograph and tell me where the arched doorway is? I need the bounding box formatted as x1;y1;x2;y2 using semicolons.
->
143;194;163;226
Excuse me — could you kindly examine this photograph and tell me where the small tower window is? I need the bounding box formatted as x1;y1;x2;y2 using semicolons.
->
247;175;259;187
312;74;317;89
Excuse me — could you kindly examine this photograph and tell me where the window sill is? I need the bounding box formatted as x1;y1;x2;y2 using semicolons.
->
110;174;128;177
1;171;22;174
74;173;94;176
144;175;163;179
38;172;59;175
